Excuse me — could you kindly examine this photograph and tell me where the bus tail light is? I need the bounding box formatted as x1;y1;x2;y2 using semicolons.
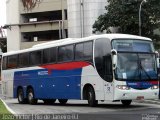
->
151;85;158;89
117;85;130;90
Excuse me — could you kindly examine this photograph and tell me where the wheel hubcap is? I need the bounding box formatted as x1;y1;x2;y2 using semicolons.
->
88;92;92;101
18;93;23;101
28;92;33;101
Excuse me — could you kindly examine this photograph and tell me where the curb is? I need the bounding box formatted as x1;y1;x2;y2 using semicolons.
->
0;98;16;115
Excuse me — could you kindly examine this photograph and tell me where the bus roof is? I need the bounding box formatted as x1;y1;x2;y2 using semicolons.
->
3;34;152;56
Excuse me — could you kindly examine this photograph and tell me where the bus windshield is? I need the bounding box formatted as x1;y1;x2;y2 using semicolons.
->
112;39;154;53
115;52;157;80
112;39;157;81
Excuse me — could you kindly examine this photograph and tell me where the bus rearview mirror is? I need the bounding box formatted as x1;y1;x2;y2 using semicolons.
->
155;51;159;68
111;49;117;70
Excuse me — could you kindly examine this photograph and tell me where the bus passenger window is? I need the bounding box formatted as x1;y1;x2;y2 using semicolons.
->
58;45;74;62
84;42;93;60
19;53;29;67
7;55;18;69
94;38;112;82
30;51;42;66
75;41;93;61
75;43;83;60
43;47;57;64
2;57;7;70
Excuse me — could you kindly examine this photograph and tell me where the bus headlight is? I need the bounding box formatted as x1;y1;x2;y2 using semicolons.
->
151;85;158;89
117;85;130;90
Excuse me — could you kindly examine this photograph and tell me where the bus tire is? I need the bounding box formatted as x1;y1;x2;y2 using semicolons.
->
121;100;132;106
17;88;27;104
58;99;68;105
27;88;37;105
87;86;98;107
43;99;56;104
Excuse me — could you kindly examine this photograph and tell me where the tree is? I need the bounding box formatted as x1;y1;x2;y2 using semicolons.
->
93;0;160;48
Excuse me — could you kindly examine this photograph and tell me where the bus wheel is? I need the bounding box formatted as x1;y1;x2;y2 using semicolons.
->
17;88;27;104
27;88;37;105
43;99;56;104
87;86;98;107
58;99;68;105
121;100;132;106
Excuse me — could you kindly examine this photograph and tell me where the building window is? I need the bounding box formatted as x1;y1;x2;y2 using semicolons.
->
64;9;67;20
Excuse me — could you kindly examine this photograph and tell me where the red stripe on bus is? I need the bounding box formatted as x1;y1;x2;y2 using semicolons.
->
40;61;90;70
149;81;158;85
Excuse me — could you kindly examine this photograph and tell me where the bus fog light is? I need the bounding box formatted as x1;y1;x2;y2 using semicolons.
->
117;85;130;90
151;85;158;89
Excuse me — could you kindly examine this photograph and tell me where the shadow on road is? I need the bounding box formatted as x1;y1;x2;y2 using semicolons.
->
12;101;147;110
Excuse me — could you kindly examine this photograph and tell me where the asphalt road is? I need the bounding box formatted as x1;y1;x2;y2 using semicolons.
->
2;99;160;120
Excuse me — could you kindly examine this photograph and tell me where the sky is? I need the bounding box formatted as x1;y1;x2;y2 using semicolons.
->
0;0;6;27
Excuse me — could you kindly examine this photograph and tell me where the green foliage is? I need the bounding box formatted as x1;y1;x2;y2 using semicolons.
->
0;100;11;114
0;39;7;53
93;0;160;48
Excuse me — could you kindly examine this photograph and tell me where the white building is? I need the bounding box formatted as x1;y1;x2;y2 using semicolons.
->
67;0;108;38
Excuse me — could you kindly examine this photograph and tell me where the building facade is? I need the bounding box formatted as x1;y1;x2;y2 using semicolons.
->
6;0;68;51
67;0;108;38
6;0;108;51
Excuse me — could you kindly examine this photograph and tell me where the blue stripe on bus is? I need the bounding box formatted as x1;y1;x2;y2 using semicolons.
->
126;81;158;89
14;68;82;99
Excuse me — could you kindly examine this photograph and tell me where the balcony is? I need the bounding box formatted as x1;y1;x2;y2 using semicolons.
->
20;20;68;32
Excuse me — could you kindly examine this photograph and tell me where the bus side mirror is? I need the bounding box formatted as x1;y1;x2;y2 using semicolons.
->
111;49;117;70
155;51;159;68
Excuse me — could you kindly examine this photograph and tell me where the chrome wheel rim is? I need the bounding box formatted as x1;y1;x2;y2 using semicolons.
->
28;92;33;101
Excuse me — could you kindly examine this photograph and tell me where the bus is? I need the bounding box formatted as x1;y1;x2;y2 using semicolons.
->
1;34;159;107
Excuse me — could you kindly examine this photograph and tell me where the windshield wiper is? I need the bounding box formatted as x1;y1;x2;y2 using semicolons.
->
138;60;151;80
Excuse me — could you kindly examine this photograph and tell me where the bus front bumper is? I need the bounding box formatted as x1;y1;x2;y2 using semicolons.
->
114;89;159;100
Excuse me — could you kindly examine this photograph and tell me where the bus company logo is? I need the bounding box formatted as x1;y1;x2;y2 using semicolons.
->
38;71;48;76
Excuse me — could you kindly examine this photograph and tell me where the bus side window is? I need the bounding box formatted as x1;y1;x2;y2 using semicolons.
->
94;38;112;82
83;42;93;61
2;57;7;70
7;55;18;69
75;41;93;62
103;55;113;82
75;43;84;60
19;53;29;67
43;47;57;64
58;45;74;62
30;51;42;66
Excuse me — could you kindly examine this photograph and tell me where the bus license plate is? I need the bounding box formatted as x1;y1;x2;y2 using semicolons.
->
136;96;144;100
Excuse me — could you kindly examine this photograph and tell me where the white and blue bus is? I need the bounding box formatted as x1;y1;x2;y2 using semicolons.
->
1;34;159;106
